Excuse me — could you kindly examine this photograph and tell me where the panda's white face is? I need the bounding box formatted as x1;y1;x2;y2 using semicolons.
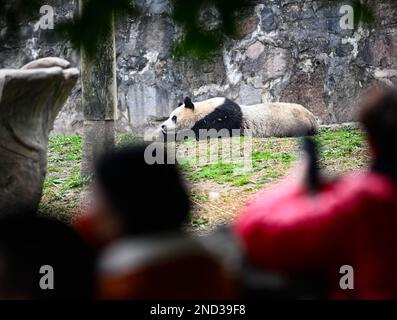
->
159;97;228;135
160;99;197;134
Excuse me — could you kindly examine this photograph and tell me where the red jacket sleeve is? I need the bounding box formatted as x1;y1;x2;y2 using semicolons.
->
234;181;360;274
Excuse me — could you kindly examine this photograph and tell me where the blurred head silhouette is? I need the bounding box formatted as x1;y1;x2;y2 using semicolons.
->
0;215;95;300
91;143;190;242
360;87;397;180
91;145;237;300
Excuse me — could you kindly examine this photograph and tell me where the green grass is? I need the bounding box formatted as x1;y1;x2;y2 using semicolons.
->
190;216;210;228
116;133;143;148
316;128;365;159
315;127;367;172
40;135;86;222
179;147;298;187
40;128;368;225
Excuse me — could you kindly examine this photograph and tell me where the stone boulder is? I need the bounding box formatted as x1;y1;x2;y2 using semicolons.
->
0;58;79;216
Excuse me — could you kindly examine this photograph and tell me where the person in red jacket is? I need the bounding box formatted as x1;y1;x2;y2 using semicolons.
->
234;88;397;299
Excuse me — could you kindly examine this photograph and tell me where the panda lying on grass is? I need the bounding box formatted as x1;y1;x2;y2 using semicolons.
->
159;97;319;139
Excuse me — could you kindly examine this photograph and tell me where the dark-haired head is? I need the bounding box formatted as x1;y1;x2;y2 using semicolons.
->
360;87;397;180
0;215;95;299
94;143;190;237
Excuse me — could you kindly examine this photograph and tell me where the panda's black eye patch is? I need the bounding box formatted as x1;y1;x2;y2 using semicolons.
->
172;116;177;122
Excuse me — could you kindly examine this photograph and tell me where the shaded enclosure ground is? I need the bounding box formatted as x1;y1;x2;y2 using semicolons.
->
40;128;369;232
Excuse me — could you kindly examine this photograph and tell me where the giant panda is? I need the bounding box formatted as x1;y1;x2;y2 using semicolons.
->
159;97;319;139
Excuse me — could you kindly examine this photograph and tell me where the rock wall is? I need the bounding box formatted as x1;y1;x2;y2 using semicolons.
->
1;0;396;134
0;0;81;134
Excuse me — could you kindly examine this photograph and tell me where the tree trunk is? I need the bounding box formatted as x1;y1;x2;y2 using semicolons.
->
80;0;117;177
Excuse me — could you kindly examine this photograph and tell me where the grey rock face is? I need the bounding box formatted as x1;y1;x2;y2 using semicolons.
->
237;84;263;105
1;0;396;133
0;58;79;215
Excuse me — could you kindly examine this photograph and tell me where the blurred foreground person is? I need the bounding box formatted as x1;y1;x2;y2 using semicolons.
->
0;215;95;299
234;88;397;299
75;144;236;299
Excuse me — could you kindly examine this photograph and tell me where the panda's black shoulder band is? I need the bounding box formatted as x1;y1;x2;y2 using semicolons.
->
184;97;195;110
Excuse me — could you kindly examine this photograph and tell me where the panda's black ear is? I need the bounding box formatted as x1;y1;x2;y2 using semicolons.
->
184;97;195;110
177;101;183;107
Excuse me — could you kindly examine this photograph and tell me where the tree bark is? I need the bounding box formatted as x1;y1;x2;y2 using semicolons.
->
80;0;117;177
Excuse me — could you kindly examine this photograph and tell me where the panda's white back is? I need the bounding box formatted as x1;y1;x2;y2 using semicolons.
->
194;97;228;118
240;102;319;137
